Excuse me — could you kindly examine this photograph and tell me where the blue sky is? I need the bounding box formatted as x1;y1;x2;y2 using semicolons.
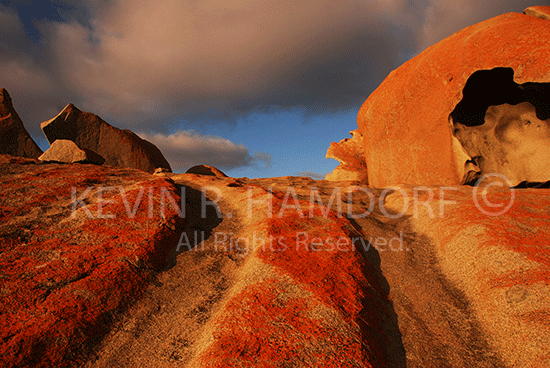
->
0;0;544;178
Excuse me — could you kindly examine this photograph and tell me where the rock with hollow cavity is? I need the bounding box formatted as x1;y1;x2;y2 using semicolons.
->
38;139;105;165
0;89;43;158
41;104;172;173
455;102;550;186
325;129;367;182
186;164;228;177
357;7;550;187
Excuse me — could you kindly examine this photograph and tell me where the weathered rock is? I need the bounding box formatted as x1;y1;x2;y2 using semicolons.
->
38;139;105;165
357;7;550;187
0;89;43;158
455;101;550;186
40;104;172;174
383;183;550;367
325;129;368;182
153;167;171;175
185;164;228;177
0;155;183;368
524;5;550;20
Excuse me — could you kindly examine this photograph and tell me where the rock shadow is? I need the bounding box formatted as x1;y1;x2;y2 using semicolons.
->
164;184;223;269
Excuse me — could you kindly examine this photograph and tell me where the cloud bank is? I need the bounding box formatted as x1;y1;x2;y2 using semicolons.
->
0;0;540;171
137;131;271;173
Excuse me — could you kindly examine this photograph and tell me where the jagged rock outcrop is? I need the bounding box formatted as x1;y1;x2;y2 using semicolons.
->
325;129;368;182
0;155;183;368
185;164;228;177
0;89;43;158
356;7;550;187
38;139;105;165
41;104;172;174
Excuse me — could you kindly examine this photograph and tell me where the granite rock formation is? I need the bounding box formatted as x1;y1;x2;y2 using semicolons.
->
41;104;172;174
355;7;550;187
0;89;43;159
38;139;105;165
2;158;549;367
325;129;367;182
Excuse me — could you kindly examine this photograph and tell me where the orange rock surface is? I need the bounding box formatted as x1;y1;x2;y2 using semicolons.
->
0;155;183;367
358;8;550;187
325;130;368;182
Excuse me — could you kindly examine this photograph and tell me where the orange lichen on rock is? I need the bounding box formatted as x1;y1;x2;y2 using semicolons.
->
194;187;390;367
394;185;550;367
0;155;183;368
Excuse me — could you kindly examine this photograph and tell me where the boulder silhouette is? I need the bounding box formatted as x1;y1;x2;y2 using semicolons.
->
185;164;228;177
41;104;171;173
0;88;42;158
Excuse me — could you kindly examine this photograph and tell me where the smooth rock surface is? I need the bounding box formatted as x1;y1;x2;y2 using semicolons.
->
41;104;171;173
0;89;43;159
38;139;105;165
357;8;550;187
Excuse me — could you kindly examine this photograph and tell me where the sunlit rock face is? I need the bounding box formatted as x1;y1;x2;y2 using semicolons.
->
325;130;367;182
356;7;550;187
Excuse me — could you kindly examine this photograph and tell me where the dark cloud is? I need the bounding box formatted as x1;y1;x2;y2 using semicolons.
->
0;0;542;141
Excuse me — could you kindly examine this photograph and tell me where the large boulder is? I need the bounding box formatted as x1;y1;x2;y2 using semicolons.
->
325;129;368;182
38;139;105;165
357;7;550;187
0;89;43;158
41;104;172;174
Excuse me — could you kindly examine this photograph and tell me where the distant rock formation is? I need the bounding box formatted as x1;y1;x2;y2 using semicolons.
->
325;129;367;182
185;164;228;177
0;89;43;158
41;104;172;174
524;5;550;20
38;139;105;165
354;6;550;187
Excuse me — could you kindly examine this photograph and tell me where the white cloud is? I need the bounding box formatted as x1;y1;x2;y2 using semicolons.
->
137;130;271;172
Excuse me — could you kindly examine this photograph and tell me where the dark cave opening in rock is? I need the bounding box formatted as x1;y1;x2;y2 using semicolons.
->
451;67;550;186
450;67;550;127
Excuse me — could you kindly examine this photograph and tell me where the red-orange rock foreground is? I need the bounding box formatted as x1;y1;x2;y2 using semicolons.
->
357;7;550;187
0;155;183;367
2;157;550;367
